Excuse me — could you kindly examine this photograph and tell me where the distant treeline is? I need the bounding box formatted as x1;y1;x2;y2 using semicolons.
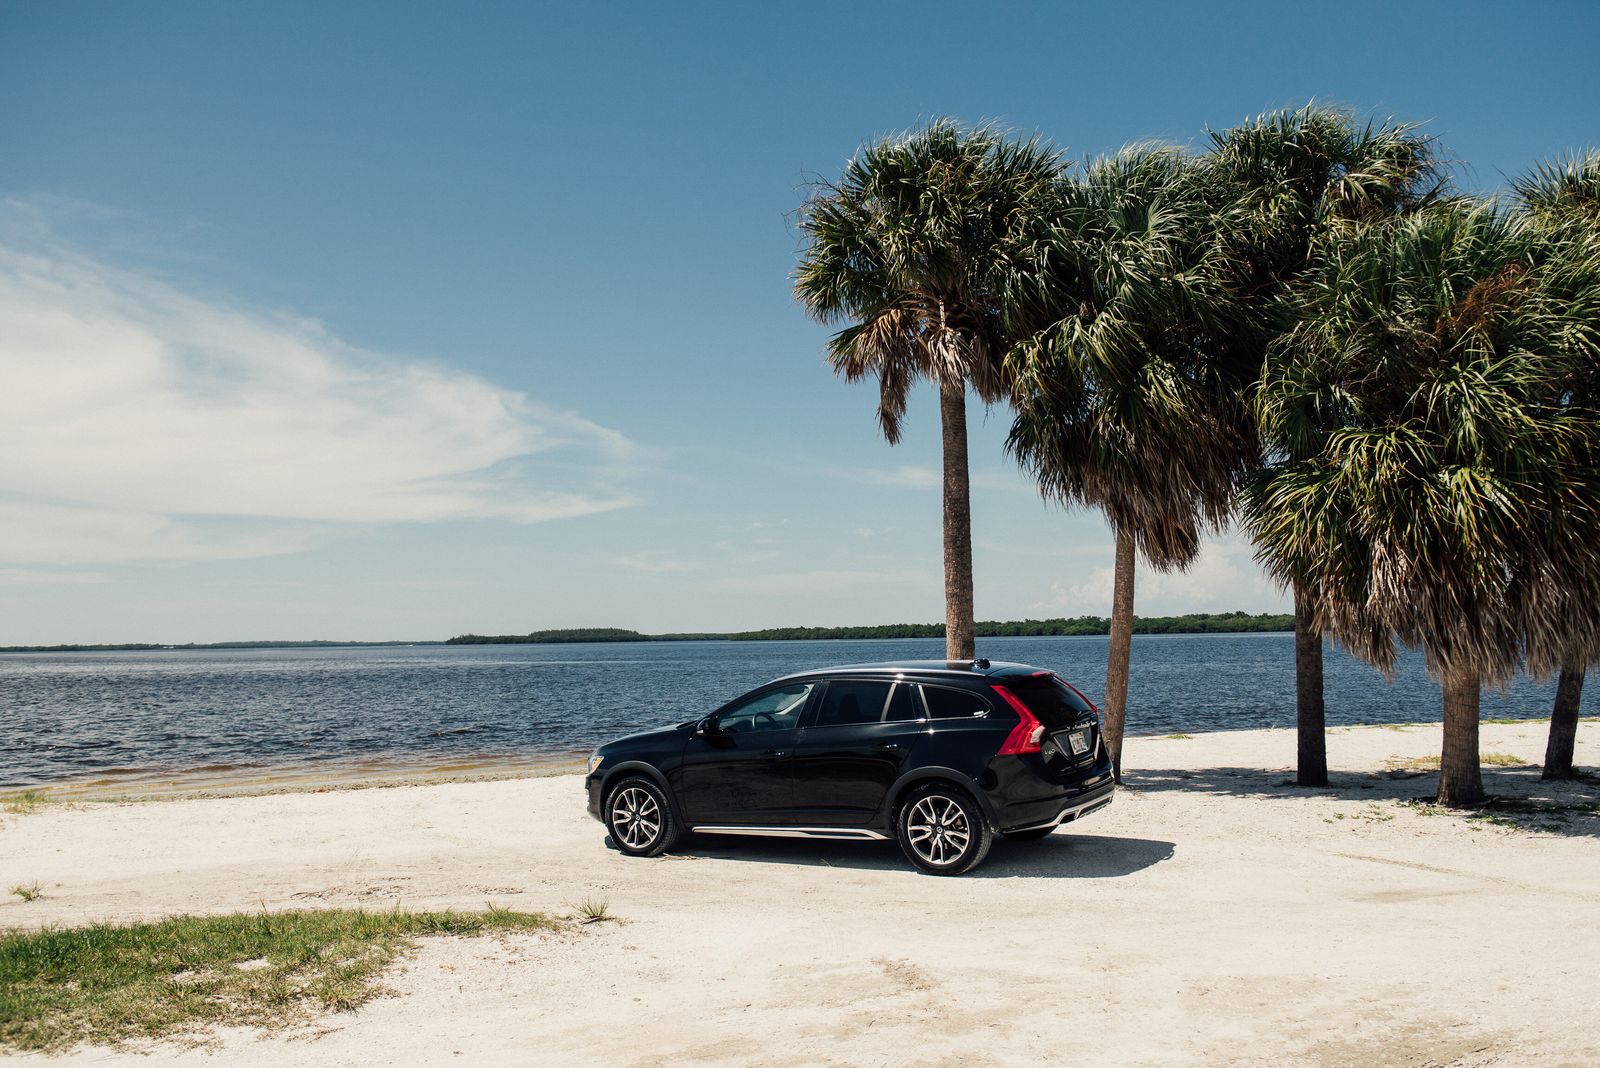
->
2;614;1294;653
445;612;1294;645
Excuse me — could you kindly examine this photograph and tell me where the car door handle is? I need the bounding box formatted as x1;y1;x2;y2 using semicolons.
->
874;743;900;752
762;748;788;758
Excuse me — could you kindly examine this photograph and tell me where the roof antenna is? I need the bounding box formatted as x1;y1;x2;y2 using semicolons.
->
972;658;990;670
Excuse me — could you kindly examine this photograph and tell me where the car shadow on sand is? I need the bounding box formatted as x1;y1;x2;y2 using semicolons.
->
662;831;1175;878
1123;764;1600;839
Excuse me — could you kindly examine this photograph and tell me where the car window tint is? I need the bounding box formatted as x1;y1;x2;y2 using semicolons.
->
922;685;990;719
717;683;814;734
1000;676;1094;728
883;683;921;721
813;681;893;727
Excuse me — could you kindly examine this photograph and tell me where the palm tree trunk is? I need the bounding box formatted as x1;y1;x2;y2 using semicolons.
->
1438;664;1485;808
1294;583;1328;787
1103;524;1136;783
939;383;975;662
1542;664;1585;781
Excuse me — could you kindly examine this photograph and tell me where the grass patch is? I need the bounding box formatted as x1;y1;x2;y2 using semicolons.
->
1384;755;1440;773
1384;753;1526;773
572;897;613;924
1;792;49;816
9;883;43;903
0;906;557;1053
1164;733;1193;740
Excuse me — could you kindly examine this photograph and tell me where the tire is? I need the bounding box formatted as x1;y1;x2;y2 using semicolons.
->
1001;827;1055;842
895;783;993;875
604;776;680;857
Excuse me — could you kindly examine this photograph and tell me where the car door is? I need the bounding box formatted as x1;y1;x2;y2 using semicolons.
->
674;681;815;826
787;679;921;826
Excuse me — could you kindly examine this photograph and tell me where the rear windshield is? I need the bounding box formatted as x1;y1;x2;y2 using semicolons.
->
1002;676;1095;729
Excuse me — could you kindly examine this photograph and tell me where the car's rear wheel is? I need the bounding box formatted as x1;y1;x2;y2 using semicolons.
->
605;777;679;857
895;784;992;875
1001;827;1055;842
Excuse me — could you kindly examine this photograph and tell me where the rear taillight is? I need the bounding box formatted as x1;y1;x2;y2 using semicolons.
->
992;684;1045;755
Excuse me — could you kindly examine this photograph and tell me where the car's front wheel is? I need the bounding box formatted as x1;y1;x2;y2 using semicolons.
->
605;776;680;857
895;784;992;875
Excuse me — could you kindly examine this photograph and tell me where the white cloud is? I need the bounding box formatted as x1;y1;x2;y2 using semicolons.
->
613;552;700;574
1029;533;1288;616
851;465;940;489
0;211;639;566
719;569;926;596
0;567;111;586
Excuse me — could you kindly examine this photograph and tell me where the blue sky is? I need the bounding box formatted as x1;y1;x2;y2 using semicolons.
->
1;0;1596;643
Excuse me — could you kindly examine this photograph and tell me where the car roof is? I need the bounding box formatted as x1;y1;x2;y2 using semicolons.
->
770;659;1046;685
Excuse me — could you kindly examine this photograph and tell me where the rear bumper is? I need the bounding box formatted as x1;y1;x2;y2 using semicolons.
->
995;778;1114;834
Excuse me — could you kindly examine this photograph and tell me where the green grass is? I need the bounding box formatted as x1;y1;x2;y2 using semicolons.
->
1164;733;1193;740
1384;752;1526;773
572;897;612;924
1;792;49;816
0;906;557;1053
9;884;43;903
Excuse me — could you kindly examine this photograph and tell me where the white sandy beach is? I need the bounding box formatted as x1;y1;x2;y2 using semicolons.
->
3;720;1598;1067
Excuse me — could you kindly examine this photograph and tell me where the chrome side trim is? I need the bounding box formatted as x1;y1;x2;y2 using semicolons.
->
1007;786;1115;834
691;825;890;841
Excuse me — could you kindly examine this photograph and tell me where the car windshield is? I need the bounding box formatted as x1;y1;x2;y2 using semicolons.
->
1002;676;1095;729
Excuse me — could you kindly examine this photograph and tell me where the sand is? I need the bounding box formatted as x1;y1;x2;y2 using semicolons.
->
3;720;1598;1067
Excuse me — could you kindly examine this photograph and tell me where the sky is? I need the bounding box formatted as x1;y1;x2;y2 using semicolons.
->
1;1;1597;644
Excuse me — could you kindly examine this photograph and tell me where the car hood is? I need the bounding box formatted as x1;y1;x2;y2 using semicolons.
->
599;723;692;752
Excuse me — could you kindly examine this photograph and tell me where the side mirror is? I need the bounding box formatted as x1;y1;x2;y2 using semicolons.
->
694;716;715;737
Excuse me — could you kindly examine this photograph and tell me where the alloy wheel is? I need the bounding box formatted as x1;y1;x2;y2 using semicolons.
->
905;793;971;867
609;785;662;850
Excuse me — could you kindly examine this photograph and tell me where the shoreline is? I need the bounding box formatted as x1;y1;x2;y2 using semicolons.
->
8;716;1593;804
8;751;589;803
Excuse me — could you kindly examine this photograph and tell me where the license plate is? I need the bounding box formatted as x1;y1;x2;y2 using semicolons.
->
1067;728;1090;756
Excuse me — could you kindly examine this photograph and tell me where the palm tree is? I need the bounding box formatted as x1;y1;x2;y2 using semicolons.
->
1004;147;1256;780
1511;151;1600;780
1248;201;1600;807
795;121;1064;660
1210;104;1444;787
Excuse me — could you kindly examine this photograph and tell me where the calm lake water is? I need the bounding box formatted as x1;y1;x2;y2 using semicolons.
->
0;635;1574;789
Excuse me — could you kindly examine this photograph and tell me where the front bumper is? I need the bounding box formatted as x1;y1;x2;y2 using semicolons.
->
997;778;1114;834
585;773;604;821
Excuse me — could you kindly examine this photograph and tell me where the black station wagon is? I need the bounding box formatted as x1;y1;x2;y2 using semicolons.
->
584;659;1114;874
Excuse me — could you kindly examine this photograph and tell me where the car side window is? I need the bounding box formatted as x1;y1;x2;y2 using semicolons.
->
922;685;991;719
716;683;814;734
812;681;894;727
883;683;923;722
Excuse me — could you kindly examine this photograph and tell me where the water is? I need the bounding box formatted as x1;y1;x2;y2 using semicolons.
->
0;635;1572;789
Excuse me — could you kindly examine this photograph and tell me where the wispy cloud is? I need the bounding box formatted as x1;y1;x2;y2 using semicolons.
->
829;461;1037;496
848;465;940;489
718;569;926;596
613;552;700;574
1028;533;1287;616
0;567;111;586
0;205;640;566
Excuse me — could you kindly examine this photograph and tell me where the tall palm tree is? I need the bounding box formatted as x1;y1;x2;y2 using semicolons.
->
1511;150;1600;780
1248;201;1600;807
1210;104;1444;787
795;121;1064;660
1004;147;1256;780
